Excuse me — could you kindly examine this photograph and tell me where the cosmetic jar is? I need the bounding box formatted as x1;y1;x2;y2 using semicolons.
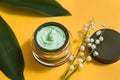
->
31;22;72;67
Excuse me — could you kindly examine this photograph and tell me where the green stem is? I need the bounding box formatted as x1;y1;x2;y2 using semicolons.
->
63;66;79;80
100;28;106;37
62;21;96;80
63;59;86;80
62;23;92;79
63;49;94;80
70;23;91;65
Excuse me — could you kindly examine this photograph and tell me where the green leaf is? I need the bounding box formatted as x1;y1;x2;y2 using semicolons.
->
2;0;71;16
0;16;24;80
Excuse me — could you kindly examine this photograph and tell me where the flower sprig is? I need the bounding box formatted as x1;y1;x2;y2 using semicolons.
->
62;18;106;80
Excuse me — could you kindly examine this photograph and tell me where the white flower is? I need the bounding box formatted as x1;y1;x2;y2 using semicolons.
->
70;65;75;71
91;24;95;30
87;43;92;47
87;56;92;61
78;58;84;63
79;63;83;68
85;37;90;43
79;52;84;56
84;26;88;32
78;33;83;38
90;38;94;43
69;55;74;61
84;24;89;27
91;44;96;49
101;24;106;27
96;30;102;36
93;51;99;56
95;39;100;44
80;45;85;51
99;36;104;41
84;24;89;32
89;18;94;22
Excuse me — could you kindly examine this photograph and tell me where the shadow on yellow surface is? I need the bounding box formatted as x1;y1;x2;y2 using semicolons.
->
91;59;108;66
22;39;53;72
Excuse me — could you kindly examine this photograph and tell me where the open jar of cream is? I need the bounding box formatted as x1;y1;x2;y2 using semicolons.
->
31;22;72;67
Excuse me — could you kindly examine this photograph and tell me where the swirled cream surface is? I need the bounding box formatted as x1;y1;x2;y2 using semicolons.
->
36;26;66;50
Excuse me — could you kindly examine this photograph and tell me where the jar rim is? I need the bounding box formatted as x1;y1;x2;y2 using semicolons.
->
34;22;69;52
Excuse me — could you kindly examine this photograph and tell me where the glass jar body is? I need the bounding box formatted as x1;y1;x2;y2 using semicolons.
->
31;22;72;67
31;35;72;67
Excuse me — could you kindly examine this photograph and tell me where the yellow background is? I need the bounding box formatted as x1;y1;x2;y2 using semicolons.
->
0;0;120;80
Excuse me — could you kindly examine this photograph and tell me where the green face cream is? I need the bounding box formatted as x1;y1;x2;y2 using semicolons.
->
36;26;66;50
31;22;71;67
